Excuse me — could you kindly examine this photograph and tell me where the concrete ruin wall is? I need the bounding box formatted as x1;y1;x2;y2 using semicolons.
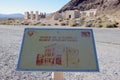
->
25;9;97;21
53;9;97;20
80;9;97;17
63;10;80;20
24;11;46;21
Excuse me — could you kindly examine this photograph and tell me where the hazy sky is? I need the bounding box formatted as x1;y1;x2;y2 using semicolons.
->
0;0;70;14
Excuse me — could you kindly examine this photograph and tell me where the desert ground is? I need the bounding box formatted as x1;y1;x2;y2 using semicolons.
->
0;25;120;80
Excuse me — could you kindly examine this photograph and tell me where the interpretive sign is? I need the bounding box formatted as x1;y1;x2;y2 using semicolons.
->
17;28;99;72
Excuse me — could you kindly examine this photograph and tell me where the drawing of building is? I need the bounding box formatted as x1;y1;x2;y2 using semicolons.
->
36;43;80;68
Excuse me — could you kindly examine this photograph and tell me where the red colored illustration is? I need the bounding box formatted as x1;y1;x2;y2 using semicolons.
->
36;43;80;67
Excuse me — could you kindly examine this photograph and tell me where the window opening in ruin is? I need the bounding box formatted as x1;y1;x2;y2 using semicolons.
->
69;15;71;19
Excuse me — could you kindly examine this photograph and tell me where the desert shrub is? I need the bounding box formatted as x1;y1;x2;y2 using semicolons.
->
41;23;46;26
47;24;51;26
69;21;78;27
106;24;114;28
93;21;104;28
33;22;41;25
101;22;107;28
113;22;119;28
96;17;101;21
99;24;103;28
60;22;66;26
106;23;118;28
99;21;118;28
28;22;34;25
95;23;103;28
84;22;93;27
0;20;14;25
24;23;29;25
54;23;58;25
59;19;63;22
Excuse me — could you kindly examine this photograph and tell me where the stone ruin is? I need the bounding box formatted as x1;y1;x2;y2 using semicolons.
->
24;11;46;21
53;9;97;20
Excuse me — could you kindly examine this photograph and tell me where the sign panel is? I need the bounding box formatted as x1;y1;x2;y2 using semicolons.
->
17;28;99;72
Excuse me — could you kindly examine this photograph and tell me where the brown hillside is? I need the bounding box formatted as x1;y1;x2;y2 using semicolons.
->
58;0;120;14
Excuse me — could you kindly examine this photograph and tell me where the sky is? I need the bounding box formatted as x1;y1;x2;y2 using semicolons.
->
0;0;70;14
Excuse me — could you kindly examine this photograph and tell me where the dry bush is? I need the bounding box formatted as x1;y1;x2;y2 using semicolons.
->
41;23;46;26
0;20;14;25
47;24;51;26
60;22;66;26
84;22;93;27
54;23;58;25
69;21;78;27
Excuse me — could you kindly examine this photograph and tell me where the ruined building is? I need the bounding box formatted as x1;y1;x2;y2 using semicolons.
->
53;9;97;20
24;11;46;21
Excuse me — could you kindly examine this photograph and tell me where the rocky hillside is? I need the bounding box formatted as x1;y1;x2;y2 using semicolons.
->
58;0;120;13
57;0;120;28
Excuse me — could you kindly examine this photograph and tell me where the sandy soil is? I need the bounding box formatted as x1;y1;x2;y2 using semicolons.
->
0;25;120;80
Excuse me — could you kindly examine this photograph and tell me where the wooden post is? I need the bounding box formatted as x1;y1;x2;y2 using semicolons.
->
52;72;64;80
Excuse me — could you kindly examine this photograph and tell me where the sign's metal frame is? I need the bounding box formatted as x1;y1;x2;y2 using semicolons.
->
16;28;99;72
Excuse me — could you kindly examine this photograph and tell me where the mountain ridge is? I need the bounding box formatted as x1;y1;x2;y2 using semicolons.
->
0;13;24;19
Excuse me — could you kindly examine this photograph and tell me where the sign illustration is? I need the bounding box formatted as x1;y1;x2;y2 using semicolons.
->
17;28;99;72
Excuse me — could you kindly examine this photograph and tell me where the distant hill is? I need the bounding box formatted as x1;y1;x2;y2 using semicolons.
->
0;13;24;19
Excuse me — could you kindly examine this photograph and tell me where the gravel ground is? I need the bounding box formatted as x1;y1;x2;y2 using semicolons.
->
0;25;120;80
